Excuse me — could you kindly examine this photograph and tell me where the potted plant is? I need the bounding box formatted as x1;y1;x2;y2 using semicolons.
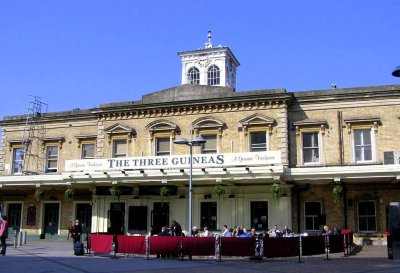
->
34;189;43;202
214;184;225;198
109;185;121;201
271;183;281;204
160;186;169;203
332;184;344;203
64;186;74;201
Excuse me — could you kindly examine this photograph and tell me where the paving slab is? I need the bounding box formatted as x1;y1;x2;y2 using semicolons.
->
1;240;400;273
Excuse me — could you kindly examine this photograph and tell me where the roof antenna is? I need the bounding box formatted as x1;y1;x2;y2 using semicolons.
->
204;30;213;49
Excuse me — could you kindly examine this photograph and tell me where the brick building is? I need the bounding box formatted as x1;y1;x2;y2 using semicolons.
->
0;33;399;244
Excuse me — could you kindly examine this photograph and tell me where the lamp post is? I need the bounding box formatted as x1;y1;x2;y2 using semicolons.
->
393;66;400;77
174;136;206;236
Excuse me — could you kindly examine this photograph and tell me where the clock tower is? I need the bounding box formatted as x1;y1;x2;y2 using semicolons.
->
178;31;240;89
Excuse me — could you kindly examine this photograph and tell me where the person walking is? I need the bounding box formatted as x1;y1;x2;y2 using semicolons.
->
70;219;83;246
0;215;8;256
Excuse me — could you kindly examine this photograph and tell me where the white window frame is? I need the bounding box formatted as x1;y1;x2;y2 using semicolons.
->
304;201;322;232
357;200;377;233
155;137;171;156
352;128;376;163
249;131;268;152
12;147;24;174
112;139;127;158
207;65;220;86
301;131;321;165
187;67;200;85
81;143;95;159
45;145;59;173
201;134;218;154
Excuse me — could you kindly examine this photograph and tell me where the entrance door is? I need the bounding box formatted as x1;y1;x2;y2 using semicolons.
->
7;203;22;238
109;202;125;234
151;202;169;235
76;203;92;240
43;203;60;239
201;202;217;230
128;206;147;234
251;201;268;231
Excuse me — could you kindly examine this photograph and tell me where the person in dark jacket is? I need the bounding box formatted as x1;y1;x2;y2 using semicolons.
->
170;220;183;236
70;219;83;246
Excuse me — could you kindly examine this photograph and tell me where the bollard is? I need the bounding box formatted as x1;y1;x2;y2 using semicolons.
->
23;231;27;245
13;230;17;248
18;231;23;246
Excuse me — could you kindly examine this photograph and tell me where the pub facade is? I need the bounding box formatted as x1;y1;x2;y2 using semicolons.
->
0;34;399;244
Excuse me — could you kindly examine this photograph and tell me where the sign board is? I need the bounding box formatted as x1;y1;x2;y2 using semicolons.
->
65;151;281;172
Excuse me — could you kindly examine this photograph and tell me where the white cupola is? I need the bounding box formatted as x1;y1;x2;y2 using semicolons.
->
177;31;240;89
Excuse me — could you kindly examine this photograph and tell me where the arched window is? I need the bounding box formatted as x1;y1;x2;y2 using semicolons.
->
187;67;200;85
207;65;220;85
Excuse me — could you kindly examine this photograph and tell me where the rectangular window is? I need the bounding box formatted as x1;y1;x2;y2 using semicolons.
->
358;201;377;232
304;201;321;231
354;129;373;162
113;140;127;158
156;137;170;156
201;202;217;231
250;132;267;152
81;143;95;159
46;146;59;173
201;135;217;154
12;148;24;174
302;132;320;164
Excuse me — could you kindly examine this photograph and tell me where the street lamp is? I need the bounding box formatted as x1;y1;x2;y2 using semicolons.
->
173;136;206;236
392;66;400;77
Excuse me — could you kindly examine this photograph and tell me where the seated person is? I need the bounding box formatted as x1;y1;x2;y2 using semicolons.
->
220;225;232;237
268;225;282;238
250;228;258;237
202;226;211;237
321;225;332;235
191;226;199;237
282;225;292;237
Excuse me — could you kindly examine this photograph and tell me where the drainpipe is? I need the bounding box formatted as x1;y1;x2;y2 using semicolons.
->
337;111;343;166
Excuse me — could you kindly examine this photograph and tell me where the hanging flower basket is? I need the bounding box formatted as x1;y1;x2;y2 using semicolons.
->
214;184;225;198
332;184;344;203
271;183;282;204
64;186;74;201
160;186;169;204
34;189;43;202
109;185;121;201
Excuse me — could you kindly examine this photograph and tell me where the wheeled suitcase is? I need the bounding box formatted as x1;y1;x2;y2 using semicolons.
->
74;242;84;256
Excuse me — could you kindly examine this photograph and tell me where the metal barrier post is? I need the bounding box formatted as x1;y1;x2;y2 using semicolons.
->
298;236;302;263
13;230;17;248
144;236;151;260
324;234;330;260
217;235;222;262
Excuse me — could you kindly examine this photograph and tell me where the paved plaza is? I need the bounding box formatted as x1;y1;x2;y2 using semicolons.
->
1;240;400;273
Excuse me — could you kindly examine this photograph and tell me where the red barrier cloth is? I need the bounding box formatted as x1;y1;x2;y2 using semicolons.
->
263;237;300;258
329;235;344;253
220;237;255;257
301;236;325;256
182;237;215;256
88;234;114;253
116;235;146;254
149;236;181;256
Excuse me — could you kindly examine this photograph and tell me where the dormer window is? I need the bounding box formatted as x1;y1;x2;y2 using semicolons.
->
207;65;220;85
187;67;200;85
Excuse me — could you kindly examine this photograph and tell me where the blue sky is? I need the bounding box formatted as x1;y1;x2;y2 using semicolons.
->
0;1;399;120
